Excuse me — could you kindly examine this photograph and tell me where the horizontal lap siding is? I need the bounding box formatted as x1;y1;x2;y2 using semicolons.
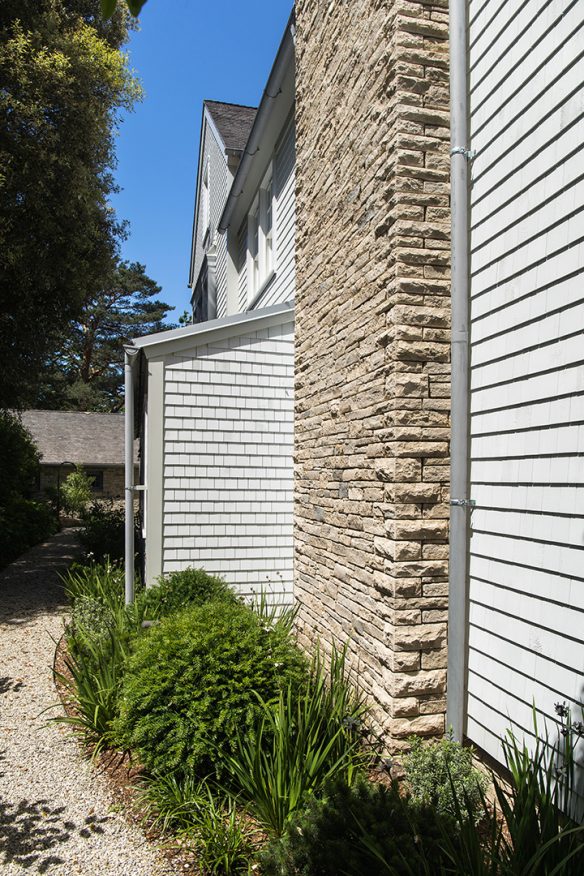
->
253;121;296;310
193;121;230;302
467;0;584;767
161;324;294;605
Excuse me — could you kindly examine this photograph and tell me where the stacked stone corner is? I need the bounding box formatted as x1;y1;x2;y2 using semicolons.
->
293;0;451;748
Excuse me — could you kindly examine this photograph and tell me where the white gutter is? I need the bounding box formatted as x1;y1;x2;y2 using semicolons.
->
218;11;295;233
446;0;473;740
124;345;140;605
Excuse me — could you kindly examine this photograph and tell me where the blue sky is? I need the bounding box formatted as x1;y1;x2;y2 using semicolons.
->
111;0;293;319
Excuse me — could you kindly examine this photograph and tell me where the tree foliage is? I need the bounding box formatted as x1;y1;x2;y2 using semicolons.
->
35;261;174;411
0;0;140;408
101;0;148;17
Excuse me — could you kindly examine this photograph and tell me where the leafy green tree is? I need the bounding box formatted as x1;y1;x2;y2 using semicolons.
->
0;0;140;408
35;261;175;412
101;0;148;16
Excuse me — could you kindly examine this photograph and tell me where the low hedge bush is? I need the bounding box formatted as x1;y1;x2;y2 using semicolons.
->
141;567;238;619
114;599;308;776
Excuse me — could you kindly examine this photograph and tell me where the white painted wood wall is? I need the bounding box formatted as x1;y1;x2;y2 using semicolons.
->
235;120;296;313
466;0;584;766
192;117;230;302
159;319;294;605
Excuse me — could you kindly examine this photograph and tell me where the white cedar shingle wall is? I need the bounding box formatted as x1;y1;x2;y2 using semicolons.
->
161;323;294;605
193;118;230;314
466;0;584;764
254;120;296;309
236;120;296;312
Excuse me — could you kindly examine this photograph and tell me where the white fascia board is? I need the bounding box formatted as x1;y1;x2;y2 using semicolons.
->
131;300;294;359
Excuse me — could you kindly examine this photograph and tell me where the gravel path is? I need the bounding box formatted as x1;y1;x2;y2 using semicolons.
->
0;529;174;875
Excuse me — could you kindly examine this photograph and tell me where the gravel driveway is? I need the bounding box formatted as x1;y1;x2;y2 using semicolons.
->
0;529;173;875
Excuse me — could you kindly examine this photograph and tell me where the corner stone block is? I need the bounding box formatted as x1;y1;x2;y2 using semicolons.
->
393;623;447;651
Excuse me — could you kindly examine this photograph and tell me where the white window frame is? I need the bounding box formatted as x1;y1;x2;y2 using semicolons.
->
246;163;276;303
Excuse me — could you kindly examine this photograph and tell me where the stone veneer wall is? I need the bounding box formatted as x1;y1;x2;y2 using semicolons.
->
294;0;451;746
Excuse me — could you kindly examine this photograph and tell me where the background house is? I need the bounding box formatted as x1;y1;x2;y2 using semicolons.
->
21;409;138;500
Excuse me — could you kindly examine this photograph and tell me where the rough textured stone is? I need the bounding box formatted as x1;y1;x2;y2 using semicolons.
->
294;0;450;747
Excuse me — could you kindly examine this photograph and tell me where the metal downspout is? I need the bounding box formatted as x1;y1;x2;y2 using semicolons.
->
124;345;139;605
447;0;472;740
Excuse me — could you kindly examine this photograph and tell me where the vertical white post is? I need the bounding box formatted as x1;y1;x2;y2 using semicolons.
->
124;346;139;605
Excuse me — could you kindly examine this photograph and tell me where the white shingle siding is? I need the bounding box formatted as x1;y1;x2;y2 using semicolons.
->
254;119;296;309
192;117;230;306
236;120;296;312
159;323;294;604
466;0;584;766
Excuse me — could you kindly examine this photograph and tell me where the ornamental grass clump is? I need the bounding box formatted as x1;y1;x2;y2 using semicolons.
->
114;599;308;776
139;771;253;875
220;646;370;836
54;559;146;757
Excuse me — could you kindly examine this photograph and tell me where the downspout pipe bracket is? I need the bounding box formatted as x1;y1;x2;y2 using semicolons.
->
450;146;476;161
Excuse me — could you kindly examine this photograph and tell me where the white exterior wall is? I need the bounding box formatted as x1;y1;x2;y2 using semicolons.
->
145;317;294;605
237;120;296;312
192;117;230;312
466;0;584;765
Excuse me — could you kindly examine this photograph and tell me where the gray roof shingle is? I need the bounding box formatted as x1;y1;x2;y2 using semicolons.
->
19;410;136;466
205;100;257;152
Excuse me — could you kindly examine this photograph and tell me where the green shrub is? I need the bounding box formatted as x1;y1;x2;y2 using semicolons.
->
60;465;93;516
0;411;55;566
0;410;40;503
403;730;488;823
141;567;238;619
114;600;308;776
0;496;57;567
79;502;126;562
260;776;455;875
140;772;253;874
221;646;369;835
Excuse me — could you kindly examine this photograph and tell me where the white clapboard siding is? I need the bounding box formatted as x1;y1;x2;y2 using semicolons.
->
160;322;294;605
192;119;230;300
252;120;296;311
471;1;577;104
466;0;584;767
471;276;584;345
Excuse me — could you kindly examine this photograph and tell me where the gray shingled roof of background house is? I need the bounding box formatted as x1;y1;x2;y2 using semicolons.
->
20;410;137;466
205;100;257;152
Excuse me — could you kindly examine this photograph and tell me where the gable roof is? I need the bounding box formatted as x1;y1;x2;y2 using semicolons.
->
204;100;257;153
19;410;136;466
